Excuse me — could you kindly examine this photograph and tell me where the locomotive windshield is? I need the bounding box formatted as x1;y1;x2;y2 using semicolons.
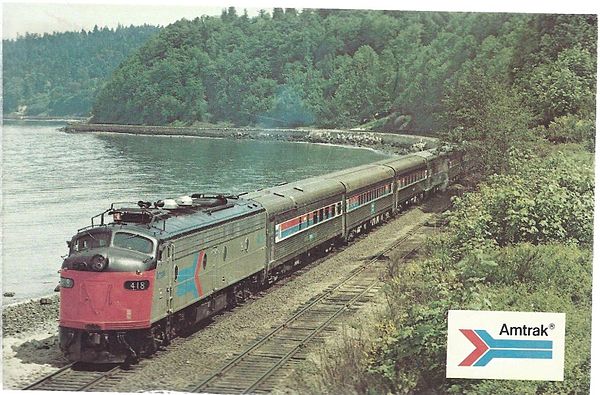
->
71;231;110;253
113;232;154;254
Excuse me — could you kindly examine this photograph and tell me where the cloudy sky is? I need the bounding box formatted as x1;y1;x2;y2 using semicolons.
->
2;0;598;40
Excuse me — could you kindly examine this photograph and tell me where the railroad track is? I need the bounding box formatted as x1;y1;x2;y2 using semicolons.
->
21;362;137;391
189;220;436;394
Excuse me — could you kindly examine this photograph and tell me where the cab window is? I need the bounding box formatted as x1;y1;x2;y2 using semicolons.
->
72;232;110;253
113;232;154;254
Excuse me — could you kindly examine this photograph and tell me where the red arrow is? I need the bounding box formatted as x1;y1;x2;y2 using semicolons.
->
194;251;204;297
459;329;489;366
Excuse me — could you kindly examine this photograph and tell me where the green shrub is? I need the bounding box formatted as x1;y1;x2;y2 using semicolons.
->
448;148;594;249
368;242;591;394
538;115;595;149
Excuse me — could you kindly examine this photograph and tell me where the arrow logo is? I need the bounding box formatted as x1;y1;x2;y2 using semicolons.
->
459;329;553;367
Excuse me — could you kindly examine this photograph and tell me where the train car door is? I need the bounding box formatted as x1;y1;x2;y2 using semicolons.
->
152;242;175;321
160;243;175;315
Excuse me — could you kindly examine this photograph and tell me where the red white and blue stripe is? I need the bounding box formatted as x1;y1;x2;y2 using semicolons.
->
459;329;553;367
275;202;342;243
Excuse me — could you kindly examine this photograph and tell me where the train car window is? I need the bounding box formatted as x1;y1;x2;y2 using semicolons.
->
337;202;342;214
72;232;110;253
203;253;207;269
319;209;324;221
298;216;303;230
113;232;153;254
312;212;317;224
223;246;228;261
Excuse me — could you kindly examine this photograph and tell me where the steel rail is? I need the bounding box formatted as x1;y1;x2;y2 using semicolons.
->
22;362;122;391
22;362;76;390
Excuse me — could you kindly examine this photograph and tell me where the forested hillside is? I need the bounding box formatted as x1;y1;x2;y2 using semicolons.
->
91;10;596;133
2;25;160;117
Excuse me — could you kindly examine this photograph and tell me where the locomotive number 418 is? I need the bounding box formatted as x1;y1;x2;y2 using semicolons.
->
124;280;150;290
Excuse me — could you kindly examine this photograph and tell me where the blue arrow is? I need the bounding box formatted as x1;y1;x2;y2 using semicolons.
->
474;349;553;366
475;330;552;350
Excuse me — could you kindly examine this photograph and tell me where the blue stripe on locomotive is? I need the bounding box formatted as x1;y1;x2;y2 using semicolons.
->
175;252;200;298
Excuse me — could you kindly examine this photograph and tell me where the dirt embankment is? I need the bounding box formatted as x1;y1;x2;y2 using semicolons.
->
2;296;68;389
63;123;438;155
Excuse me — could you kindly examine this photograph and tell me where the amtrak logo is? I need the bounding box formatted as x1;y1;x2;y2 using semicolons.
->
458;329;552;367
446;310;565;381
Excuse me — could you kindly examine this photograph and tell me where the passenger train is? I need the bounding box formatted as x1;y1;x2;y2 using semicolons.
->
58;148;463;363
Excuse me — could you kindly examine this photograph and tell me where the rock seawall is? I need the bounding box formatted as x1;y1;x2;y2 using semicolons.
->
63;123;437;154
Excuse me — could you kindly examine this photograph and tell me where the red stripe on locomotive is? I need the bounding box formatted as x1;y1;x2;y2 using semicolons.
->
59;269;154;330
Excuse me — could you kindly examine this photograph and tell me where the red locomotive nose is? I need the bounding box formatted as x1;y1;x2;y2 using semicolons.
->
59;269;154;330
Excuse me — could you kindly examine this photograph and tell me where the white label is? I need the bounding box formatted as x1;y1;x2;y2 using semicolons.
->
446;310;565;381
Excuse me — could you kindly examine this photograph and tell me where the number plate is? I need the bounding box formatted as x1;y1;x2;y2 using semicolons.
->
124;280;150;290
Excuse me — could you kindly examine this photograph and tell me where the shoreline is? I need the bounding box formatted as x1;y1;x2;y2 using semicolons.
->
63;123;438;155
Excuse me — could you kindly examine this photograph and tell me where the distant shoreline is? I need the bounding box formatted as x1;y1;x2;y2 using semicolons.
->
63;123;438;155
3;115;88;122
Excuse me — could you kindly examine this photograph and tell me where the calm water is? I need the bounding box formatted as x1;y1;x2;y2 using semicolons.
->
1;121;388;304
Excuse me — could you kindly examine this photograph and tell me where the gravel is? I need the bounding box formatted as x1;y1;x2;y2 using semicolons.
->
2;295;59;337
2;295;68;389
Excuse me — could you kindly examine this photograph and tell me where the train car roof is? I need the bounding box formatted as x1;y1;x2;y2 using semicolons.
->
375;154;427;174
324;164;394;193
246;176;345;217
412;149;439;160
104;197;264;241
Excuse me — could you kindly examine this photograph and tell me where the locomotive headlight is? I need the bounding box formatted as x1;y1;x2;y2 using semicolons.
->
60;277;74;288
91;255;108;272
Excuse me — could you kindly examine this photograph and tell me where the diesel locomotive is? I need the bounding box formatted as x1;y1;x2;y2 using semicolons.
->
58;148;463;363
